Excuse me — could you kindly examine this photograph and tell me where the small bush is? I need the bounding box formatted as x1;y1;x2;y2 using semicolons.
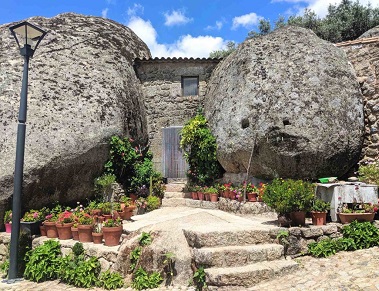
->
132;267;163;290
24;240;62;282
146;196;160;212
96;270;124;290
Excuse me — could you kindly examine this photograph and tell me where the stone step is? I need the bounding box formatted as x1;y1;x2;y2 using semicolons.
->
184;228;276;248
161;197;187;207
193;244;283;268
164;192;191;199
165;182;186;192
205;259;298;287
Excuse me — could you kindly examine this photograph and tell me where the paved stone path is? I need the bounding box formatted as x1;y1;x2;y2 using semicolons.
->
1;246;378;290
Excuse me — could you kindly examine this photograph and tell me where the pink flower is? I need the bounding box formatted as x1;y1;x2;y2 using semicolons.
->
338;197;342;200
33;212;39;219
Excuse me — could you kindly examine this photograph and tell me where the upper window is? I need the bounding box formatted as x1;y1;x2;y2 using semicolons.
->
182;76;199;96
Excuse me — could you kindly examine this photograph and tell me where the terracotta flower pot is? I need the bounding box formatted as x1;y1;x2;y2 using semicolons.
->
290;211;306;226
56;222;73;240
44;221;59;238
311;211;327;226
92;232;103;244
191;192;198;200
247;192;258;202
197;192;204;201
205;193;210;201
39;225;47;236
78;224;93;242
120;206;135;220
102;225;123;246
71;227;79;240
210;193;218;202
5;223;11;233
338;212;375;224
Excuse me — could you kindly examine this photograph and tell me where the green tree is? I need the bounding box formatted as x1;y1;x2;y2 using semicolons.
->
209;41;236;58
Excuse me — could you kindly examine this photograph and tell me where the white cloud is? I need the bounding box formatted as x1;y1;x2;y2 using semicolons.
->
127;3;144;16
232;12;262;30
101;8;108;18
126;16;227;58
164;10;193;26
272;0;379;18
205;20;223;31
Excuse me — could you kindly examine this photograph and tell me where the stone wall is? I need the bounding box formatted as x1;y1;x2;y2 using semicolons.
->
134;58;220;173
338;40;379;163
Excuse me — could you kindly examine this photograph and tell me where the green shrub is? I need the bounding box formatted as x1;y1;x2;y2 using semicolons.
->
308;221;379;258
311;198;330;212
96;270;124;290
180;113;224;186
146;195;160;212
131;267;163;290
358;161;379;185
24;240;62;282
263;178;314;214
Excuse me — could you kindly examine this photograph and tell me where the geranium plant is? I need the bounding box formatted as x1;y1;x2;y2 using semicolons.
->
57;210;75;225
77;213;93;225
103;218;122;228
22;209;44;222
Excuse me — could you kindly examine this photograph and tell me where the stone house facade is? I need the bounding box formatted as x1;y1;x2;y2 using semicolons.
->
337;38;379;163
134;57;220;177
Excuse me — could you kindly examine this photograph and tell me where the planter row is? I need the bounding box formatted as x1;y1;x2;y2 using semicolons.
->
42;222;123;247
191;191;263;202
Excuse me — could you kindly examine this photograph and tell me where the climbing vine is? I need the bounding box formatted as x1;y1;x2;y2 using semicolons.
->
180;113;224;185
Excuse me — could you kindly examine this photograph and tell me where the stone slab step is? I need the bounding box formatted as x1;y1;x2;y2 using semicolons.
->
205;259;298;287
161;198;187;207
184;228;276;248
193;244;283;268
164;192;191;199
165;182;186;192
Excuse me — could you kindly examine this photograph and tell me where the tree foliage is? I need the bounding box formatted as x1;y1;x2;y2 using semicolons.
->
247;0;379;43
209;41;237;58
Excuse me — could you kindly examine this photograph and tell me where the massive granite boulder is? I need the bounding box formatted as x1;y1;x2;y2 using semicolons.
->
205;26;364;179
0;13;150;210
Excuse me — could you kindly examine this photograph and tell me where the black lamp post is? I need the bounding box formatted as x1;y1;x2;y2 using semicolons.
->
8;21;47;280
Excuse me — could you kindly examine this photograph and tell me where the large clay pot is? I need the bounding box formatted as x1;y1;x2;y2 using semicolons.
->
311;211;327;226
78;224;93;242
338;212;375;224
120;206;135;220
191;192;198;200
290;211;306;226
92;232;103;244
5;223;11;233
197;192;204;201
102;225;123;246
56;222;73;240
44;221;59;238
71;227;79;240
204;193;210;201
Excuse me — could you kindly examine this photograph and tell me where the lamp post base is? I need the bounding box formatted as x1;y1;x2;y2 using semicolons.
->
2;278;24;284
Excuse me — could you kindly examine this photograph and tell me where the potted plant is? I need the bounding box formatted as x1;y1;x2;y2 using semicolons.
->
77;213;93;242
338;202;378;224
311;199;330;226
56;210;75;240
71;222;79;241
44;213;59;238
197;186;205;201
99;202;113;221
207;187;219;202
4;210;12;233
92;222;103;244
102;218;123;246
119;197;136;220
21;209;44;236
264;178;314;226
246;182;259;202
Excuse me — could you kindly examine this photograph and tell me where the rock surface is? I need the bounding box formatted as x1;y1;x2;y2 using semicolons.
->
205;26;364;179
358;25;379;38
0;13;150;211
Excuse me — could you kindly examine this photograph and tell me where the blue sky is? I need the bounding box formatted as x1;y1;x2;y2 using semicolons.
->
1;0;378;57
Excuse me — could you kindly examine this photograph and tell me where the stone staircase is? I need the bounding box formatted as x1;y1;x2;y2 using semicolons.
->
161;180;189;207
183;227;298;288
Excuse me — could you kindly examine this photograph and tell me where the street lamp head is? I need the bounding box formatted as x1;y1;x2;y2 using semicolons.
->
9;21;47;57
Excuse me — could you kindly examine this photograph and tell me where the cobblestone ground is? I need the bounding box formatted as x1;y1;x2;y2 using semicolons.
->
0;247;379;291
